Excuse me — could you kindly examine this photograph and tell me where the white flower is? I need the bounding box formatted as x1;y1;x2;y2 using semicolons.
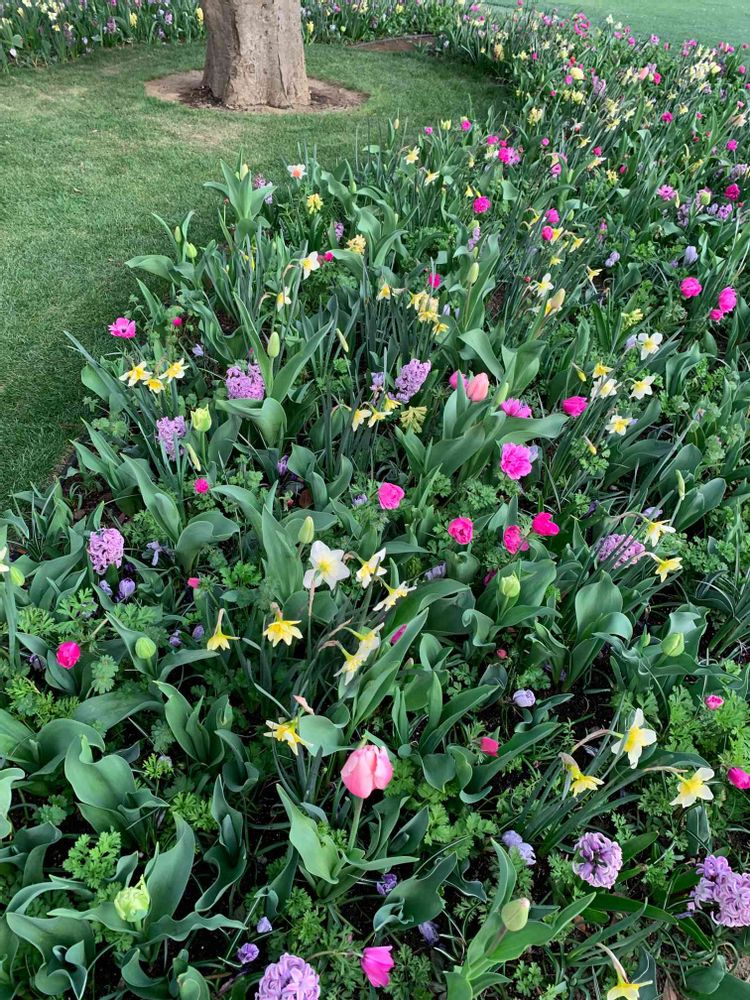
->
637;331;663;359
0;547;9;574
287;163;306;180
300;252;320;279
373;581;415;612
611;709;657;767
355;549;387;587
670;767;714;808
631;375;656;400
606;414;634;435
592;376;619;399
303;541;350;591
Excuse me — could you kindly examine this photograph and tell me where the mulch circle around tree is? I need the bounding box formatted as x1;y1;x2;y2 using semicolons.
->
354;33;434;52
145;70;368;113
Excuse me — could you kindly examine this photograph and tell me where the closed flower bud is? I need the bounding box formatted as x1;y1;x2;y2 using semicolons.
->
114;876;150;923
174;226;182;244
467;262;480;285
501;897;530;932
676;470;686;499
191;407;212;433
661;632;684;657
298;516;315;544
336;328;349;353
185;242;198;260
267;331;281;358
500;573;521;598
9;566;25;587
135;636;157;660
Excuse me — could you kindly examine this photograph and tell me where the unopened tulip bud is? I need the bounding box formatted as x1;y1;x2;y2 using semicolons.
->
135;636;157;660
336;328;349;353
191;407;212;433
676;470;686;499
661;632;684;657
501;897;530;932
9;566;25;587
467;262;480;285
239;163;250;180
500;573;521;598
185;243;198;260
298;516;315;544
174;226;182;244
267;331;281;358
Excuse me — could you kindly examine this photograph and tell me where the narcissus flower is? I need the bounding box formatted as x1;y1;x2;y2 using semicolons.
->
303;541;350;590
287;163;306;179
651;554;682;582
263;608;303;647
637;331;662;358
207;610;238;651
607;414;634;435
607;976;653;1000
560;753;604;796
373;580;415;612
671;767;714;808
264;717;311;756
356;549;387;587
643;517;675;547
611;709;657;767
300;252;320;279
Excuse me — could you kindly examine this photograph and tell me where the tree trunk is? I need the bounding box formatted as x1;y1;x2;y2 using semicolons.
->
202;0;310;110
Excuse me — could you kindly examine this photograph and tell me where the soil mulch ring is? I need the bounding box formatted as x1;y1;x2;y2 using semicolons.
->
354;33;435;52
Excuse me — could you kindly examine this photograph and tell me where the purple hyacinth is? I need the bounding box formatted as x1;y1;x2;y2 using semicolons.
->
155;415;187;461
419;920;440;945
334;221;345;242
237;942;260;965
572;832;623;889
393;359;432;404
376;872;398;896
88;528;125;576
256;953;320;999
690;855;750;927
226;364;266;401
595;533;646;569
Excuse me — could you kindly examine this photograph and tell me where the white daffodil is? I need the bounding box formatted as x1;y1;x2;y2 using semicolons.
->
611;709;657;767
303;541;350;591
355;549;387;587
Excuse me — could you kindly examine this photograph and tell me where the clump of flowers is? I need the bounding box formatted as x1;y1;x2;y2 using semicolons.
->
88;528;125;575
572;832;623;889
155;415;187;460
226;363;266;400
256;953;321;998
690;855;750;927
595;533;646;568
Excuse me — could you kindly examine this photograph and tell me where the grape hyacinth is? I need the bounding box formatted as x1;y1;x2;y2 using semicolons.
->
690;855;750;927
572;832;623;889
595;533;646;568
392;358;431;403
87;528;125;576
155;415;187;460
226;364;266;400
256;953;320;999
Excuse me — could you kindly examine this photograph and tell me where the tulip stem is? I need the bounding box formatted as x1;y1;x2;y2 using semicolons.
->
348;796;363;851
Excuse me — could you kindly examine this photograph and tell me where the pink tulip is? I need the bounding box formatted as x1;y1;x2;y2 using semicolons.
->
473;195;491;214
56;641;81;669
562;395;588;417
725;183;741;201
541;225;554;241
187;577;200;589
448;517;474;545
680;277;702;298
378;483;405;510
728;767;750;790
172;316;183;328
501;398;532;418
704;695;724;710
361;946;394;988
342;746;393;798
427;272;442;289
718;286;737;313
390;624;407;645
194;478;210;494
480;737;499;755
500;442;533;480
503;525;529;554
449;370;463;390
710;308;725;322
532;512;559;536
466;373;489;402
727;139;738;151
545;208;560;224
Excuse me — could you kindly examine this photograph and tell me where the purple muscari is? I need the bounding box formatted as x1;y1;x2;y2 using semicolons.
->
192;625;205;641
424;562;447;581
88;528;125;576
376;872;398;896
572;832;623;889
595;533;646;569
690;855;750;927
237;942;260;965
370;372;385;393
226;364;265;401
419;920;440;945
117;578;136;602
334;221;345;242
257;916;273;933
513;689;536;708
169;631;183;648
256;953;320;999
155;415;187;461
393;359;432;403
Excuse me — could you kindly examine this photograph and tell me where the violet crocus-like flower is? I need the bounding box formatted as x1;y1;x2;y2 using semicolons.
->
501;830;536;866
155;415;187;461
257;917;273;933
424;562;447;581
226;363;266;400
376;872;398;896
88;528;125;575
145;540;163;566
192;625;205;641
572;832;623;889
237;942;259;965
117;578;136;602
513;689;536;708
257;953;320;999
393;359;431;403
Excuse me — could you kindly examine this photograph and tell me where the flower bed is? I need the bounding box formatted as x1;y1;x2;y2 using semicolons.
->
2;5;750;1000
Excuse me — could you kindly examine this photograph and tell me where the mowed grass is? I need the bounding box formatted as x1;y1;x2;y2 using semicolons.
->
0;42;499;502
490;0;750;46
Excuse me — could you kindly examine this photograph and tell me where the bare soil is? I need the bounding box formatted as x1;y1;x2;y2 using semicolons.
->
355;33;435;52
145;70;367;113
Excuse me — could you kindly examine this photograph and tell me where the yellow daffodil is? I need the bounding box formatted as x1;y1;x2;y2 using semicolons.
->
377;282;392;300
593;362;612;378
631;376;655;400
120;364;152;387
352;408;372;431
405;146;419;164
643;518;676;547
671;767;714;808
335;645;368;683
611;709;657;768
207;609;237;651
265;717;310;756
383;396;400;413
651;554;682;582
164;358;186;382
587;266;602;283
367;409;387;427
373;581;415;612
424;170;439;185
356;549;387;587
560;753;604;797
276;287;291;310
146;377;165;394
263;608;303;648
607;414;634;436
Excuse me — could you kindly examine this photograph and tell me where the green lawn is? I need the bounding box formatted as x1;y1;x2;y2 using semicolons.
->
0;42;499;503
491;0;750;45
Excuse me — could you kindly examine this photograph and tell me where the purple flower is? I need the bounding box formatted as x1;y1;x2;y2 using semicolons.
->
99;580;113;598
277;455;289;476
513;689;536;708
237;942;260;965
226;364;265;401
595;533;646;568
370;372;385;393
683;245;699;264
169;631;183;648
393;359;432;404
501;830;523;848
334;221;345;242
192;342;205;358
192;625;205;641
572;832;623;889
690;855;750;927
352;493;368;507
145;540;164;566
88;528;125;576
424;562;447;581
376;872;398;896
502;830;536;867
419;920;440;945
155;416;187;461
257;916;273;933
604;251;620;267
257;953;320;999
516;842;537;866
117;578;136;602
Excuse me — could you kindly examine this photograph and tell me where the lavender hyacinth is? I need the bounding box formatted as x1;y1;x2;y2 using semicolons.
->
572;832;623;889
226;364;266;400
690;855;750;927
393;359;432;403
155;415;187;460
237;942;260;965
595;533;646;569
88;528;125;575
256;954;320;999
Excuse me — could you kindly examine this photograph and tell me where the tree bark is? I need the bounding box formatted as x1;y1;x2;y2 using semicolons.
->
202;0;310;110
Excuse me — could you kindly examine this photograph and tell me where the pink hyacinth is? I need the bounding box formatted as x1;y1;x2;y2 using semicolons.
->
108;316;136;339
531;512;559;536
501;398;532;418
88;527;125;576
378;482;405;510
447;517;474;545
503;525;529;554
56;641;81;669
361;947;394;988
473;195;491;214
500;442;533;480
562;395;588;417
680;277;702;298
342;746;393;798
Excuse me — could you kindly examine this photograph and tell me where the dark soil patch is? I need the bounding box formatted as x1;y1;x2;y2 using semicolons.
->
355;33;435;53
